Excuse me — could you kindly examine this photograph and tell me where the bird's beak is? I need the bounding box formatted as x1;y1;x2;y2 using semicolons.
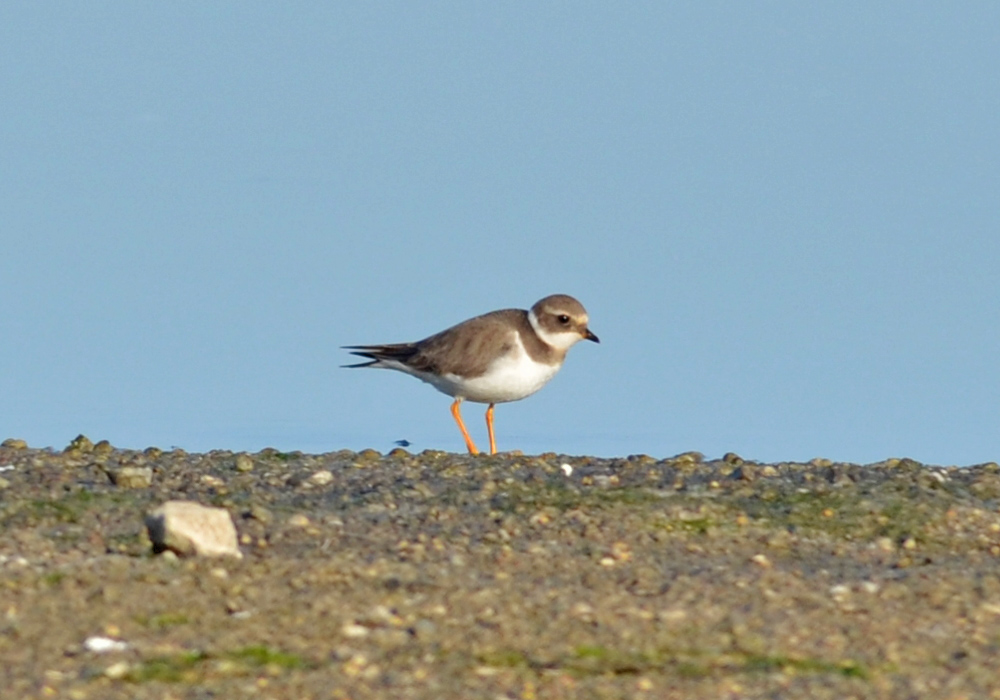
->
584;328;600;343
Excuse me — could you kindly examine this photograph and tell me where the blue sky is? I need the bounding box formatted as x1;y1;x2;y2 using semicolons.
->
2;4;997;465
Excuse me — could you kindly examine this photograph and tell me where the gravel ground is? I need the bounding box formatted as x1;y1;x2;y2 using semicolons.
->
2;436;1000;699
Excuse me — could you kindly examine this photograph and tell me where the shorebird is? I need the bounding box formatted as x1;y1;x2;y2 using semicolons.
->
343;294;598;454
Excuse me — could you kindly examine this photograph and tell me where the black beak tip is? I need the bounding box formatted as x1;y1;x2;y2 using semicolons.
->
585;329;600;344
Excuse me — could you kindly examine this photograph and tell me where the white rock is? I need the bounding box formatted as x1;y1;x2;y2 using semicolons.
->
309;469;334;486
145;501;242;558
829;584;851;602
560;463;573;477
84;636;129;653
342;623;370;638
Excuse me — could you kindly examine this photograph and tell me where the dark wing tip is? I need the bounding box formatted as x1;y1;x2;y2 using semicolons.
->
341;347;379;368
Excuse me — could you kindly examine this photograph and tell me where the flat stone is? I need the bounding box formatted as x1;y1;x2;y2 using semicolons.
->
145;501;242;558
109;466;153;489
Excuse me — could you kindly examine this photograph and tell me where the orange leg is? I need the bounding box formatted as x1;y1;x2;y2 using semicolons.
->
450;399;479;455
485;403;497;455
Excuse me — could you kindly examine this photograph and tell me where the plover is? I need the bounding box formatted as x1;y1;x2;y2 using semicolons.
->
344;294;599;455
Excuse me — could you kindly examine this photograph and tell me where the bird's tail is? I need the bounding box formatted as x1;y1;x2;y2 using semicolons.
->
341;343;419;368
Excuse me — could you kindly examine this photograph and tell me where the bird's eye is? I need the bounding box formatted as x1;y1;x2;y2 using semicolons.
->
557;314;570;324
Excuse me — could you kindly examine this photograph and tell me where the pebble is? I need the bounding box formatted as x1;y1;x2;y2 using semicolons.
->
234;454;254;472
145;501;243;558
342;623;370;638
731;464;755;481
247;505;273;524
1;438;27;449
288;514;311;528
83;636;129;653
671;451;704;465
103;661;131;679
309;470;334;486
109;466;153;489
66;434;94;453
829;584;851;602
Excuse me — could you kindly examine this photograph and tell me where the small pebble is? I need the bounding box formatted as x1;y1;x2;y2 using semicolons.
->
247;505;273;524
309;470;334;486
84;636;129;653
104;661;131;679
342;623;370;638
288;514;311;528
830;584;851;602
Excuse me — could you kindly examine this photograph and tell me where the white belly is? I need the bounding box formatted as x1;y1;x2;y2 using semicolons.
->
420;340;562;403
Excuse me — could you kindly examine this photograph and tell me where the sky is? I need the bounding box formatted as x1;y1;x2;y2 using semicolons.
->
1;4;997;466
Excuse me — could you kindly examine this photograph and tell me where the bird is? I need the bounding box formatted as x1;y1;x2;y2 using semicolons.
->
343;294;599;455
